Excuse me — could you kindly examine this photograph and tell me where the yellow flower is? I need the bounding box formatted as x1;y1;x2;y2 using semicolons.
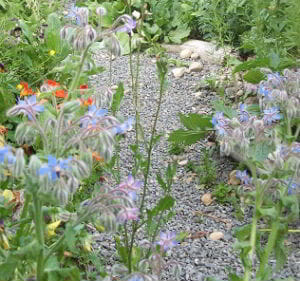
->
46;220;61;238
2;190;15;202
49;50;56;56
16;84;23;90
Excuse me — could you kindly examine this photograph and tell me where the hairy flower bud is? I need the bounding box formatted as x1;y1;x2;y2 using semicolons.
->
13;148;25;177
97;212;117;233
28;155;42;178
73;33;87;50
85;25;97;43
78;7;89;26
104;35;121;57
60;26;69;40
96;6;107;16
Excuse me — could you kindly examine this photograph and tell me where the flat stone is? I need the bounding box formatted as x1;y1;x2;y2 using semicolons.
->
180;49;193;59
172;67;186;78
189;62;203;72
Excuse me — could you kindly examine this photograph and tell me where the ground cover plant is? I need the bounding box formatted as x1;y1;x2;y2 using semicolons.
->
0;0;299;281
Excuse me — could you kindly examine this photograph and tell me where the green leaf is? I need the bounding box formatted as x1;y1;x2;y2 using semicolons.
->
156;173;167;191
233;57;270;73
111;82;124;115
168;129;207;145
156;195;175;212
179;113;212;130
168;24;191;43
243;69;266;84
19;20;33;44
257;207;277;219
46;266;80;281
213;100;237;119
64;223;78;253
0;255;18;280
84;66;105;76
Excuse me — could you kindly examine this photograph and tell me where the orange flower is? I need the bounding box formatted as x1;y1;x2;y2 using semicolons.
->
83;97;93;106
92;151;105;162
18;81;34;97
0;125;8;135
79;84;88;95
80;84;88;90
54;89;67;98
46;80;60;87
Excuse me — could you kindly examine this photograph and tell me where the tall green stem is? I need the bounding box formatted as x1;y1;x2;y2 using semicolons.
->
33;193;45;281
244;163;259;281
69;43;93;99
258;222;279;276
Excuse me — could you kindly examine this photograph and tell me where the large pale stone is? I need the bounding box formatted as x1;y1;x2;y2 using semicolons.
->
180;49;193;59
189;62;203;72
172;67;186;78
163;40;231;65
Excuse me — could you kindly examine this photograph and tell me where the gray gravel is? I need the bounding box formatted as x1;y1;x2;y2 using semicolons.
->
89;51;300;281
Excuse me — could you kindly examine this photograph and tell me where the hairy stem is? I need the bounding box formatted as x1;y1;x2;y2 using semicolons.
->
33;193;45;281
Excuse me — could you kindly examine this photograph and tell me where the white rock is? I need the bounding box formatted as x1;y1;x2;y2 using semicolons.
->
191;52;200;59
163;40;232;65
172;67;186;78
209;231;224;241
189;62;203;72
178;159;188;166
192;91;202;98
180;49;193;59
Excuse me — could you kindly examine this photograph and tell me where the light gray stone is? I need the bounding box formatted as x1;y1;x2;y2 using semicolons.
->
189;62;203;72
172;67;186;78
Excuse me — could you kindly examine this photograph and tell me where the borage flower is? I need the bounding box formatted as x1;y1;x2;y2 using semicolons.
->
8;95;44;120
236;170;252;185
212;112;228;136
263;107;282;125
39;155;72;182
113;15;136;36
117;207;139;223
111;117;134;135
156;231;178;251
0;146;15;165
284;178;300;195
80;105;108;127
238;104;250;123
118;174;142;191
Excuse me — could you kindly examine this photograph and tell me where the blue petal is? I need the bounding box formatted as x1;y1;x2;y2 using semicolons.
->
48;155;57;167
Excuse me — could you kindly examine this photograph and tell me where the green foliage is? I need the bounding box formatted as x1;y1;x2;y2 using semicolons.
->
168;113;213;146
195;149;217;186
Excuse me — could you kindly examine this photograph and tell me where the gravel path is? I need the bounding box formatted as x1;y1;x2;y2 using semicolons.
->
89;51;300;281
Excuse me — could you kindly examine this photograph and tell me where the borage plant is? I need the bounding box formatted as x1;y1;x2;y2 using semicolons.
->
211;69;300;281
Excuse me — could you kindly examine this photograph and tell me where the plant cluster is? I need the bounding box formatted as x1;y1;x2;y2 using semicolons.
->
0;2;181;281
209;70;300;280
